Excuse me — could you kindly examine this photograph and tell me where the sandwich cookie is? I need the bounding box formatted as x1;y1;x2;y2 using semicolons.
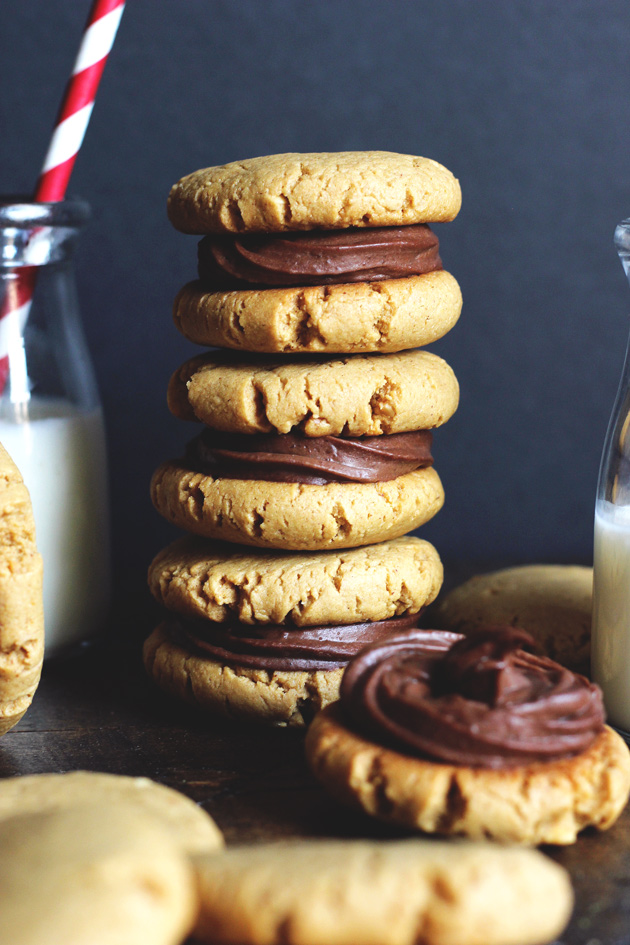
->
190;838;572;945
0;442;44;735
153;350;455;549
0;803;196;945
144;536;443;727
168;151;461;355
433;564;593;675
0;770;224;854
305;627;630;844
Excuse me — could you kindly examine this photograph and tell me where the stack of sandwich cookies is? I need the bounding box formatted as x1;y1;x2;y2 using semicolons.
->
146;151;461;724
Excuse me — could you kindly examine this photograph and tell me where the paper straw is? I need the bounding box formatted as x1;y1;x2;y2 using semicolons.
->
0;0;126;397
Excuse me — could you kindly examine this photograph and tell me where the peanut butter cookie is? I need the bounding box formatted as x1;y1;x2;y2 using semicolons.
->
191;838;572;945
167;151;461;234
306;705;630;846
168;349;459;437
151;464;444;551
0;803;196;945
0;442;44;735
173;271;462;354
306;629;630;845
148;535;442;626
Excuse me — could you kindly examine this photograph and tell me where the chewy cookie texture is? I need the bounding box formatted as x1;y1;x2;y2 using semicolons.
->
191;839;572;945
150;464;444;552
305;628;630;846
147;150;461;725
173;271;462;354
307;704;630;846
167;349;459;437
148;535;443;626
0;442;44;735
0;804;196;945
167;151;462;233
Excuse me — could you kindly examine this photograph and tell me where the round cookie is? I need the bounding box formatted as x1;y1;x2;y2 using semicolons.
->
173;271;462;354
144;622;343;728
0;803;195;945
0;442;44;736
167;151;461;234
190;838;572;945
0;770;223;854
167;349;459;437
151;464;444;551
306;704;630;846
433;565;592;673
148;535;443;626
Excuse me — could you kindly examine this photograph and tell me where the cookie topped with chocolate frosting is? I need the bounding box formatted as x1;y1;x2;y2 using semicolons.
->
341;627;604;768
305;627;630;844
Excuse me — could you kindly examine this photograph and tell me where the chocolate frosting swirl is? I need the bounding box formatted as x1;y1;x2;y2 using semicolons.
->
185;429;433;484
341;627;605;768
197;224;442;289
170;612;422;672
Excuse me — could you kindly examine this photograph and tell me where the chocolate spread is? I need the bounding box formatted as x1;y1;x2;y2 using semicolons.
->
340;627;605;768
170;612;422;672
197;224;442;288
185;429;433;484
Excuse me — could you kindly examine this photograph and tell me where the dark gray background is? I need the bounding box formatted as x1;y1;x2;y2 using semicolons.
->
2;0;630;602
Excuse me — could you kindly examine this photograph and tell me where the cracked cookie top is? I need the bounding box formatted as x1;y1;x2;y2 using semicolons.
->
167;349;459;437
167;151;461;234
148;535;443;626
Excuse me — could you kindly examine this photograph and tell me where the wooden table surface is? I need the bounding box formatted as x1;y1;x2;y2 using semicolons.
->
1;595;629;945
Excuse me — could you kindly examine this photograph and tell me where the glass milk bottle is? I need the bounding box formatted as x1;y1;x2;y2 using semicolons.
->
592;219;630;735
0;199;110;657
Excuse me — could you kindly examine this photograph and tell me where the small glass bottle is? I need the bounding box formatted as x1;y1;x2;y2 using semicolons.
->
0;198;110;658
592;219;630;736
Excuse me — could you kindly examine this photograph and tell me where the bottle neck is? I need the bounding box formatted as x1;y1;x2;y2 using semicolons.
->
0;199;89;270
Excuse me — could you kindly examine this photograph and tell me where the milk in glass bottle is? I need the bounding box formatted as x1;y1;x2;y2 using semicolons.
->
592;219;630;735
0;199;110;656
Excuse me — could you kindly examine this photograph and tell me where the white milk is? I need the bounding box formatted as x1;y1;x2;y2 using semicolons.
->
0;399;110;657
592;499;630;732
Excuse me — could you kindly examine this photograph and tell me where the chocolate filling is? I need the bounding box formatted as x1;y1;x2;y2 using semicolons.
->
169;612;422;672
185;429;433;484
197;224;442;289
341;627;605;768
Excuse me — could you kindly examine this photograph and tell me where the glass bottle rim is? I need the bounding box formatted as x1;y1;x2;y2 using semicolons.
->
0;197;90;229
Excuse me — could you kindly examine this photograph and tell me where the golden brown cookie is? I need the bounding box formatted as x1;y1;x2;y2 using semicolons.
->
191;839;572;945
168;349;459;437
167;151;461;234
305;703;630;846
173;271;462;354
0;442;44;736
0;770;223;855
0;803;196;945
151;463;444;551
148;535;442;626
144;622;343;728
433;565;592;673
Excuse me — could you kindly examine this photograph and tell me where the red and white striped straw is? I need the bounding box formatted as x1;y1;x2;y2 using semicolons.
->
0;0;126;395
